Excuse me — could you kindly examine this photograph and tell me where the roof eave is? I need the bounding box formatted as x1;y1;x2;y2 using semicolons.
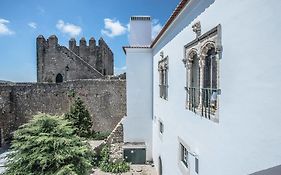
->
150;0;190;48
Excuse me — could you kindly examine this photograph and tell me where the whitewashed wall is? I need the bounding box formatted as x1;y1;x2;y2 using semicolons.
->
123;48;153;160
152;0;281;174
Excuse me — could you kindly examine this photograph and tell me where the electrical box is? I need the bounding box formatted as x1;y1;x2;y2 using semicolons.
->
124;148;146;164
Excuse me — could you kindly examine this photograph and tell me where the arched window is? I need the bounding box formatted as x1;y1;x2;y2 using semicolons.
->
183;24;221;122
203;47;217;89
158;55;168;100
202;46;218;118
189;52;200;109
55;73;63;83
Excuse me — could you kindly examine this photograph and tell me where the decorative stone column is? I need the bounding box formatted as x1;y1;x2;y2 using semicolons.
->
198;55;206;110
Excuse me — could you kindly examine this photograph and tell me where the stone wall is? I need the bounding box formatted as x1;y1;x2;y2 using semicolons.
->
0;79;126;144
37;35;114;83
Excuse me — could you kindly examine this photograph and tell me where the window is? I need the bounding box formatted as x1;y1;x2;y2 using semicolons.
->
180;143;189;168
159;121;164;134
183;24;222;122
195;157;199;174
158;54;168;100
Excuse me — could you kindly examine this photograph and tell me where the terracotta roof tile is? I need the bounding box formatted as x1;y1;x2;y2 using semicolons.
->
150;0;189;48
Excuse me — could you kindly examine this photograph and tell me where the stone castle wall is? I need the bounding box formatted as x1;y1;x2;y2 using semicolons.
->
0;79;126;144
37;35;114;83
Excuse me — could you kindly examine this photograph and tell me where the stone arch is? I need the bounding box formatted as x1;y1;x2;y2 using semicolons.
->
200;42;217;89
187;48;198;62
55;73;63;83
200;41;216;59
186;48;200;108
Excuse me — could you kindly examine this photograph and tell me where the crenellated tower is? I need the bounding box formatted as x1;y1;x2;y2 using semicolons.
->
36;35;114;83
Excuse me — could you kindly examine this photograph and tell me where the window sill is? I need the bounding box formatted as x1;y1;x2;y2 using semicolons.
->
178;160;190;175
185;105;219;123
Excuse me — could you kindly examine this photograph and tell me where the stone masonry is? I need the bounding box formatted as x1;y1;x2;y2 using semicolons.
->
0;79;126;145
37;35;114;83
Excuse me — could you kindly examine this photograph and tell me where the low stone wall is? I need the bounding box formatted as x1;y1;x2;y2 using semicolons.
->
0;79;126;144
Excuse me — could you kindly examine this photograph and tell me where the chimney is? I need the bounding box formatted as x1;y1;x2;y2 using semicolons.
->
129;16;151;46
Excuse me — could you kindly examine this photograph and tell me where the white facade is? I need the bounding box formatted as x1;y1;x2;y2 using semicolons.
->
123;47;153;160
124;0;281;174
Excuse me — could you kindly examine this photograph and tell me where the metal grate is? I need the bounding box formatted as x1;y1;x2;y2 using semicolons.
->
130;16;151;21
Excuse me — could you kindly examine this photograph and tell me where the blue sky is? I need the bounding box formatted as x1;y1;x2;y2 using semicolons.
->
0;0;179;82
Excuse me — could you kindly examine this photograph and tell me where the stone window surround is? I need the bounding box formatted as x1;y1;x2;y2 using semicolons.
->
182;24;222;123
158;54;169;100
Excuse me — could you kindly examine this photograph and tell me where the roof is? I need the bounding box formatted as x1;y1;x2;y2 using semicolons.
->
122;45;151;54
250;165;281;175
123;0;190;54
150;0;190;48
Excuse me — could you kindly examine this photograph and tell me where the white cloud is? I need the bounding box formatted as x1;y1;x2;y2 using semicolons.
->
152;19;162;39
114;66;126;75
56;20;82;37
0;18;14;35
28;22;37;29
101;18;127;38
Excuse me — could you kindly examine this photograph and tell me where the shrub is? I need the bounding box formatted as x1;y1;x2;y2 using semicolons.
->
4;114;93;175
98;146;130;173
65;97;92;137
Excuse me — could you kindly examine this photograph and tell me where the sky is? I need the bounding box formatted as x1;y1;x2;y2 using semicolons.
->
0;0;180;82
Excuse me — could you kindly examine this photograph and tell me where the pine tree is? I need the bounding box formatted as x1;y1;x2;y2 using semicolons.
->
65;97;92;137
4;114;93;175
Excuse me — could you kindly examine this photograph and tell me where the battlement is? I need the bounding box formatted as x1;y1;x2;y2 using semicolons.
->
68;37;112;54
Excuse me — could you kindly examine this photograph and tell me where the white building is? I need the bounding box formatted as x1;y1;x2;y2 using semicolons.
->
123;0;281;174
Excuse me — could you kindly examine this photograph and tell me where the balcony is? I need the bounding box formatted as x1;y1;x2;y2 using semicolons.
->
186;87;220;121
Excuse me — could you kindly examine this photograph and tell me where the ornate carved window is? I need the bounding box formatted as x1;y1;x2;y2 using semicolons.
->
158;53;168;100
183;23;222;122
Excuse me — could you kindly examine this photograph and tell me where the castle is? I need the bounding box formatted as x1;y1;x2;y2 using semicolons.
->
37;35;114;83
0;35;125;147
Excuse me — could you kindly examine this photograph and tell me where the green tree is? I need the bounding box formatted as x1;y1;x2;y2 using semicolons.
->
4;114;93;175
65;97;92;137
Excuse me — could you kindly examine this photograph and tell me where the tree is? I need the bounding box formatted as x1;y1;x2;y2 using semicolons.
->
4;114;93;175
65;97;92;137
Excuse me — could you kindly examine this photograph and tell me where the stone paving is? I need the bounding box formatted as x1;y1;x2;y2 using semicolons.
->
89;140;157;175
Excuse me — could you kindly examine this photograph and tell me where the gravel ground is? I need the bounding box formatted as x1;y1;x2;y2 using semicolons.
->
91;164;157;175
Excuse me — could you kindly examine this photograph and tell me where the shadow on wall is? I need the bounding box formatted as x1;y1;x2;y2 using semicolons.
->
153;0;215;54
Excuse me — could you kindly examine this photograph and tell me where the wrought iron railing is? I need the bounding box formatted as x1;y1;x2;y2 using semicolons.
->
185;87;220;119
201;88;219;119
186;87;200;112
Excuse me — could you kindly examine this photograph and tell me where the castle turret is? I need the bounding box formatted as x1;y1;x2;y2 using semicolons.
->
47;35;58;48
97;37;114;75
36;35;47;82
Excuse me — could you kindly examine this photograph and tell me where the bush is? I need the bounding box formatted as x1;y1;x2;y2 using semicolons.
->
98;146;130;173
4;114;93;175
65;97;92;137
